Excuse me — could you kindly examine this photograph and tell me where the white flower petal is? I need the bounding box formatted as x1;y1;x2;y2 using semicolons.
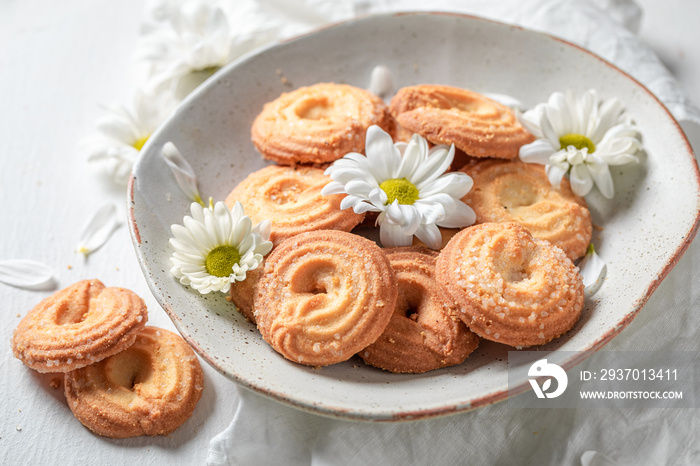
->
396;135;426;180
546;163;568;189
253;219;271;243
353;201;380;214
368;65;394;99
569;164;594;197
368;187;388;208
320;181;347;195
519;139;557;165
540;112;561;148
340;194;366;211
413;199;445;225
578;246;607;297
76;203;120;257
385;201;420;234
0;259;57;291
434;197;476;228
587;159;615;199
397;203;422;235
161;141;202;203
379;221;413;248
579;89;600;137
414;223;442;250
344;179;377;196
365;125;401;181
419;172;472;199
517;107;545;138
483;92;524;110
411;144;454;187
591;97;624;143
546;92;570;136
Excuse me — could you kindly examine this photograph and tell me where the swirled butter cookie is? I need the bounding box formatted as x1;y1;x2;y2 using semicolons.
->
389;84;534;159
229;265;262;324
460;159;592;260
64;327;203;438
436;223;584;347
254;230;397;366
225;165;365;246
360;247;478;373
12;279;148;373
251;83;393;165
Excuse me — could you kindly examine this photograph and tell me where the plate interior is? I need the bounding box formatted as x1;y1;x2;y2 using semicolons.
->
130;12;700;421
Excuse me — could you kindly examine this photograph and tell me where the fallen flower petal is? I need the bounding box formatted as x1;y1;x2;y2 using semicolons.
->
0;259;57;291
76;203;120;257
161;141;203;205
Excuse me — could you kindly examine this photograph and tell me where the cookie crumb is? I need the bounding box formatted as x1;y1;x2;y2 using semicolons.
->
49;378;62;389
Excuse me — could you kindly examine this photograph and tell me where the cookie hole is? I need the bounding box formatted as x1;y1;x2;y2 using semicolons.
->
105;349;153;391
267;180;303;204
503;267;529;283
436;90;496;115
296;97;333;120
55;301;88;325
290;263;336;295
404;306;419;321
500;181;538;209
396;283;424;321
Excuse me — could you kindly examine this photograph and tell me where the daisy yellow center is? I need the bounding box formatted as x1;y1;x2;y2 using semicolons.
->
559;133;595;153
205;245;241;278
380;178;419;205
132;135;150;151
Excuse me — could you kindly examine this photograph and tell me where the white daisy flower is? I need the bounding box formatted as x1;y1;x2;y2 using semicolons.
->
135;0;278;95
169;201;272;295
518;89;642;199
321;126;476;249
82;89;176;184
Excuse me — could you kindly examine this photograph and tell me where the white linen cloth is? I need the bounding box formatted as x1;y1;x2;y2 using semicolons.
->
207;1;700;464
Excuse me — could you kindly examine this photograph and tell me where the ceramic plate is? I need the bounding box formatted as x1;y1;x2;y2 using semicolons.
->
129;12;700;421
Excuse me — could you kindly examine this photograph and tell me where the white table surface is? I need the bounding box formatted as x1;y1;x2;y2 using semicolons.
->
1;1;698;464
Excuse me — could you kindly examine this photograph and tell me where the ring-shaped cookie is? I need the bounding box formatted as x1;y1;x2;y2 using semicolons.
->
12;279;148;373
460;159;592;260
64;326;204;438
254;230;397;366
229;265;262;324
225;165;365;246
436;223;584;347
360;247;479;373
251;83;393;165
389;84;534;159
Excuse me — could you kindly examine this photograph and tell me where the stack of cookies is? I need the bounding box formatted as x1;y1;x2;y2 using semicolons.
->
225;81;590;373
11;279;204;437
